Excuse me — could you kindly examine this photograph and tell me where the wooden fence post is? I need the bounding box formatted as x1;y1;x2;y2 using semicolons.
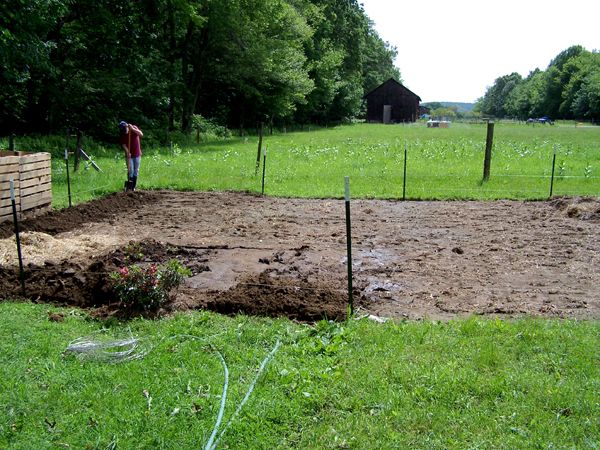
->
74;129;82;171
483;121;494;181
255;122;264;175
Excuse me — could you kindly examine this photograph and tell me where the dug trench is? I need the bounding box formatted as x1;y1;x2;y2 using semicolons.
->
0;190;599;321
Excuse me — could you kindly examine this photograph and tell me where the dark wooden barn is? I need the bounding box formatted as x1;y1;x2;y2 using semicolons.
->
364;79;421;123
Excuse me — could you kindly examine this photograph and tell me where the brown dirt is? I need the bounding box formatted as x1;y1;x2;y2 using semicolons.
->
1;190;599;321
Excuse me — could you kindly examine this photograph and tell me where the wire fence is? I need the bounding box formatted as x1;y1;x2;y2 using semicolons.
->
45;134;599;206
47;160;599;208
3;134;599;315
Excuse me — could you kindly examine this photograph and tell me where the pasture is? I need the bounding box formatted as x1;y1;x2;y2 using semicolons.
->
0;121;599;448
43;121;600;208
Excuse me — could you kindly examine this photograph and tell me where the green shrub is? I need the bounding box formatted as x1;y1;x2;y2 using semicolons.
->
192;114;232;139
109;259;191;310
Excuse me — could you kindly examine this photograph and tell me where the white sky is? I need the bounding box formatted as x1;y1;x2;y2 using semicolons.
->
360;0;599;103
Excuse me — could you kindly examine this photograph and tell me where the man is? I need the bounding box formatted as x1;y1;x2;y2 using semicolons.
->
119;121;144;191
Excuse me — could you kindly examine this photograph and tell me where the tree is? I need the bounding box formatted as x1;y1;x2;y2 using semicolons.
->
476;73;522;118
477;46;600;121
0;0;71;133
559;51;600;119
1;0;403;137
541;45;585;118
504;69;546;119
571;64;600;120
362;27;401;92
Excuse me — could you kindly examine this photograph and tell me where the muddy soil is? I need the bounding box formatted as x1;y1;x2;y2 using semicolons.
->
1;190;599;321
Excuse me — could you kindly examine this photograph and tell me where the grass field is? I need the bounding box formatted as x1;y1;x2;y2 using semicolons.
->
46;121;600;208
2;122;599;448
1;302;598;449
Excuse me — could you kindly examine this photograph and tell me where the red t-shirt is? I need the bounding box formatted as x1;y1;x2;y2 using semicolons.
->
120;130;142;157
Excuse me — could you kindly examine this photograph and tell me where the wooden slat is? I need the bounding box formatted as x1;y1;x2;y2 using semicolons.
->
0;213;17;224
20;174;51;189
0;192;20;202
0;153;20;160
0;204;16;216
0;196;20;209
21;193;52;211
19;160;50;173
21;182;51;197
21;189;51;201
0;180;20;202
0;172;21;183
0;178;20;191
0;162;20;175
0;157;19;166
17;167;50;181
0;195;19;204
20;152;50;164
0;177;20;185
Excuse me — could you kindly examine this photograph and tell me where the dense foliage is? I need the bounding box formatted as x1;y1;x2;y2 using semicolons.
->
476;46;600;121
110;259;192;310
0;0;400;139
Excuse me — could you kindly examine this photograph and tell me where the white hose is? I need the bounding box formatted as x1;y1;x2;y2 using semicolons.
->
204;349;229;450
64;332;281;450
209;339;281;450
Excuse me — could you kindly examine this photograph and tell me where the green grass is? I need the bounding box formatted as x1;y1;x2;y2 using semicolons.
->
49;122;600;208
0;302;598;448
4;123;599;447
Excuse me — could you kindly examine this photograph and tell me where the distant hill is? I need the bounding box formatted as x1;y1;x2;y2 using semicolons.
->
422;102;475;113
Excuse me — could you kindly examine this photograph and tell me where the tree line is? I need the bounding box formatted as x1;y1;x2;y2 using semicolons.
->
476;46;600;122
1;0;400;140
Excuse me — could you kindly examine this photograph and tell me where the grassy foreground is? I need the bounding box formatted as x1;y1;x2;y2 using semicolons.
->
47;122;600;208
3;123;599;448
1;302;598;449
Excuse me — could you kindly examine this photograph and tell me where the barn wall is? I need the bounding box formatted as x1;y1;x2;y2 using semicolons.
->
365;80;420;123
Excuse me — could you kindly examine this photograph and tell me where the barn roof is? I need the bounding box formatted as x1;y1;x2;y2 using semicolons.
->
363;78;421;101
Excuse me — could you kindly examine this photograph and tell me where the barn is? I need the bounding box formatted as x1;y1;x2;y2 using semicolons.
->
364;79;421;123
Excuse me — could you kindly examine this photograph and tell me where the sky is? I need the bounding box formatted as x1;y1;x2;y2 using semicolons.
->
360;0;599;103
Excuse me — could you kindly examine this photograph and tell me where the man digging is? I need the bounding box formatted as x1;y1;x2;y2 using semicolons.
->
119;121;144;191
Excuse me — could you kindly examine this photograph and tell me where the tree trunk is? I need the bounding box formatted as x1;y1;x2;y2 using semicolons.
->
180;22;207;133
167;0;176;131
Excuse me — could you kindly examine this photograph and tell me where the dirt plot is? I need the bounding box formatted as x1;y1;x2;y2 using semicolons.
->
1;190;599;321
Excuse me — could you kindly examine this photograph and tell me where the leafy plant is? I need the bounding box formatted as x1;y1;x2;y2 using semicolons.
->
192;114;232;139
123;242;145;263
109;259;191;310
558;160;566;178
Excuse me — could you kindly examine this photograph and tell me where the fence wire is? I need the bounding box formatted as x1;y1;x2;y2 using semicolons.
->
3;143;598;302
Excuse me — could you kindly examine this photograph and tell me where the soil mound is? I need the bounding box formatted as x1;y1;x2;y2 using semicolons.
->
0;238;195;308
549;196;600;221
211;271;350;321
0;191;161;239
1;237;349;322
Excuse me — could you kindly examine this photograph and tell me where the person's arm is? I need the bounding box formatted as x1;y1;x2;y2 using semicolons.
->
129;124;144;137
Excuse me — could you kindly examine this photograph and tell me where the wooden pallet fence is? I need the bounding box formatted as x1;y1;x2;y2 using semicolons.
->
0;153;21;223
0;151;52;223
